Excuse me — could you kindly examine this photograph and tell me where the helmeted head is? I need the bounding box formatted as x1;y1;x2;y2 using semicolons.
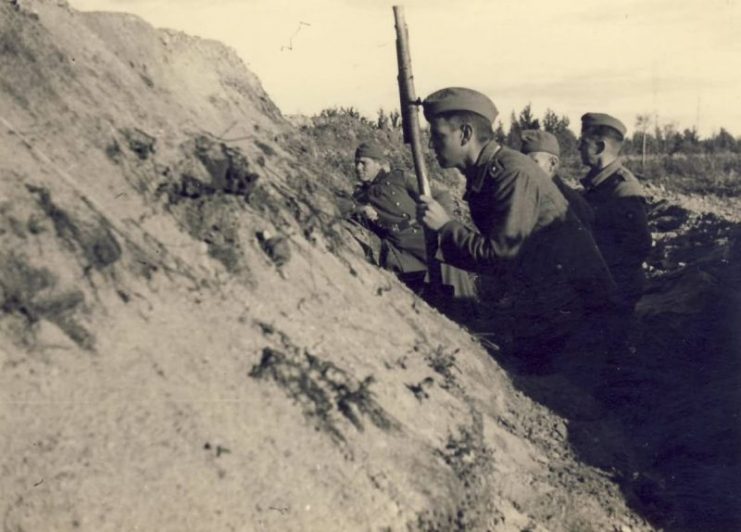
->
354;141;387;182
578;113;626;168
520;129;560;178
422;87;498;170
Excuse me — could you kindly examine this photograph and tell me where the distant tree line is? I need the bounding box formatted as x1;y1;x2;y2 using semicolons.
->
312;105;741;196
350;104;741;157
316;105;741;160
628;114;741;156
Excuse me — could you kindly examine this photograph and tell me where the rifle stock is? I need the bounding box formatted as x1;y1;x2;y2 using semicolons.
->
393;5;443;288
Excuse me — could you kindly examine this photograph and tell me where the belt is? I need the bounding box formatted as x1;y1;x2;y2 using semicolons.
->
379;218;419;233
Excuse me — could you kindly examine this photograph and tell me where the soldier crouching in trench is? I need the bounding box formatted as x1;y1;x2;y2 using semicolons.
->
339;141;478;321
576;113;653;396
416;87;619;377
519;129;595;230
577;114;652;318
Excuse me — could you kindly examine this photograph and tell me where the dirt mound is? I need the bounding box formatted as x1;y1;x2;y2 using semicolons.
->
0;2;651;531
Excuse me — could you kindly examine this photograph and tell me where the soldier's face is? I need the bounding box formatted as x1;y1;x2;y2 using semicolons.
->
355;157;383;182
528;152;559;178
428;118;465;168
578;134;601;166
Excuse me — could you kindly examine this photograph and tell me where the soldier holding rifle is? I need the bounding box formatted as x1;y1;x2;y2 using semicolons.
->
392;6;617;371
415;88;618;372
345;140;476;307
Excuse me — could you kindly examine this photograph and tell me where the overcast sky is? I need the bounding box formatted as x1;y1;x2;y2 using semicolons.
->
69;0;741;137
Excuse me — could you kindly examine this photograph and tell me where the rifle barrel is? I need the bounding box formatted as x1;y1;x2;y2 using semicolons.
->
393;6;431;197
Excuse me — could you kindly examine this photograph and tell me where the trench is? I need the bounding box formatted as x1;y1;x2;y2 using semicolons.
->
496;204;741;531
616;220;741;530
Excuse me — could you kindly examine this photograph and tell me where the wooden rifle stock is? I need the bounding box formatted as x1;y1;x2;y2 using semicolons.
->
393;5;443;289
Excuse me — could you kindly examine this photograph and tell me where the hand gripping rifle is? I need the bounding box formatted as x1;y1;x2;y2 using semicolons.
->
393;6;447;296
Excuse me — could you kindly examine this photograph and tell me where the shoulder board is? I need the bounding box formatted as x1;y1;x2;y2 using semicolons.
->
488;157;506;177
488;146;527;177
617;167;646;197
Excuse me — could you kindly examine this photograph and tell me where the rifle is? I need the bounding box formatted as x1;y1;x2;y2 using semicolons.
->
393;5;446;293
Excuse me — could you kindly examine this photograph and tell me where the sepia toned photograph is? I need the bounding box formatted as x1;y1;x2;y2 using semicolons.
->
1;0;739;530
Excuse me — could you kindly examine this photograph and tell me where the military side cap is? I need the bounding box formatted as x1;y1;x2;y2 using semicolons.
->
355;141;385;161
422;87;498;123
581;113;627;139
520;129;560;157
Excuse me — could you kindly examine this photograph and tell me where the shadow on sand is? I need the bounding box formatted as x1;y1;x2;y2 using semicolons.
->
481;229;741;531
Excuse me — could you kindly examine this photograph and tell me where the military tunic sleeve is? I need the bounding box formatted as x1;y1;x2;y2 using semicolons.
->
402;172;421;199
336;186;373;230
437;167;539;273
336;196;357;218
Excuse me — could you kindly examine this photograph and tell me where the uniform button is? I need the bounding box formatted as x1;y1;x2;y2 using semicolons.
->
395;201;400;206
556;264;563;270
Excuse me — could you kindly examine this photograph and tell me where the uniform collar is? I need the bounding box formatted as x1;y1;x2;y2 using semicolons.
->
369;168;389;186
355;172;381;193
466;141;502;192
581;158;622;190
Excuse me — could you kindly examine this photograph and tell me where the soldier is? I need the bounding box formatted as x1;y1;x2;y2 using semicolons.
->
345;141;477;309
578;113;652;312
348;141;427;291
416;88;617;373
520;129;594;229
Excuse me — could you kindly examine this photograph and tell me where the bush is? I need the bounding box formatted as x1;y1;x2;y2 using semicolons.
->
627;153;741;197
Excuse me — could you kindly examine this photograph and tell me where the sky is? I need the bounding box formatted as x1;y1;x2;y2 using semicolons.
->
68;0;741;137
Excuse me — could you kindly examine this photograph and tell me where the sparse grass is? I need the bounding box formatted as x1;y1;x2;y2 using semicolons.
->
557;153;741;198
637;153;741;197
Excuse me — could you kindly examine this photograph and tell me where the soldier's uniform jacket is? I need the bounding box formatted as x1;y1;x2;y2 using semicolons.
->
351;168;432;273
437;142;617;344
580;159;652;308
553;174;595;229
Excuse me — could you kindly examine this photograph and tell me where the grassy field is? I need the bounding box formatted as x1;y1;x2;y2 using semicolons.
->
537;153;741;198
629;153;741;197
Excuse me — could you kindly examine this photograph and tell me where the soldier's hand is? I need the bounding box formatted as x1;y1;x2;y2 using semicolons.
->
417;195;451;231
358;205;379;221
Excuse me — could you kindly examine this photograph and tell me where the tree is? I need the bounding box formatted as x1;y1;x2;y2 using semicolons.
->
494;120;506;144
517;103;540;130
670;128;701;154
543;109;560;133
662;122;678;154
506;110;521;149
654;124;665;154
635;114;652;169
685;133;700;154
376;108;389;130
704;128;737;153
542;108;577;159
